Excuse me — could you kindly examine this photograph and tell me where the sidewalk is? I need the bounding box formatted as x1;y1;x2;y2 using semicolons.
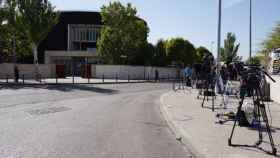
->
271;75;280;104
160;89;280;158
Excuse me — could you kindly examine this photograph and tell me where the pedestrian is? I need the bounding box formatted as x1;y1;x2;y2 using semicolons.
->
14;65;19;83
185;65;193;87
155;69;159;82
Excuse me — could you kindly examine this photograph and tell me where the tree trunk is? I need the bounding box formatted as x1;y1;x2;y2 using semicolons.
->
32;43;40;80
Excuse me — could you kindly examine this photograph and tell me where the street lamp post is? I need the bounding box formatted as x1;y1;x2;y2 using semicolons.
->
249;0;252;62
217;0;222;69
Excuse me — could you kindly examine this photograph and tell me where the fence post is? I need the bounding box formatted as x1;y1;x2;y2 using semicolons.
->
102;74;104;83
6;74;8;84
72;75;74;84
22;74;25;85
39;74;42;83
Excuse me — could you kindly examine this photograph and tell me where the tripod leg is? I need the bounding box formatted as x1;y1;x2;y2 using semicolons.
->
228;100;244;146
212;88;215;112
202;92;206;107
228;114;238;146
259;104;277;155
255;103;263;146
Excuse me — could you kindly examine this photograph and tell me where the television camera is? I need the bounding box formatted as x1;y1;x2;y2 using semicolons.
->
228;63;277;155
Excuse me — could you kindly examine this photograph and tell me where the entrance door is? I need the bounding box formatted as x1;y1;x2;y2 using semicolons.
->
81;64;91;78
72;57;86;76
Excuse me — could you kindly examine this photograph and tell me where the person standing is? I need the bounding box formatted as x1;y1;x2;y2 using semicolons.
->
185;65;193;87
155;69;159;82
14;66;19;83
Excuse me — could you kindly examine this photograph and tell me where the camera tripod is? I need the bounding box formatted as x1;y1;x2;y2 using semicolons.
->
228;84;277;155
201;77;215;112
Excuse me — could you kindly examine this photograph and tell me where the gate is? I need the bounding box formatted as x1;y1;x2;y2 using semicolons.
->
82;64;91;78
56;64;66;78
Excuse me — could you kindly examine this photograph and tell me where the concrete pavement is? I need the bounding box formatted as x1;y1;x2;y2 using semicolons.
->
160;89;280;158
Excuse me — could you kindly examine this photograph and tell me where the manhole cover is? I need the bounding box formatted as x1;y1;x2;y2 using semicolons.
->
27;106;71;116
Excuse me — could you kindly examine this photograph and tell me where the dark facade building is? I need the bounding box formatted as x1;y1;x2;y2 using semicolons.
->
38;11;103;65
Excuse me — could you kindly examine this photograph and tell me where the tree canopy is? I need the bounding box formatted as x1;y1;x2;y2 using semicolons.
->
153;39;167;66
259;22;280;68
18;0;58;64
246;54;264;65
97;1;149;65
196;46;211;63
0;0;33;63
165;38;196;66
220;32;241;65
263;22;280;51
0;0;58;65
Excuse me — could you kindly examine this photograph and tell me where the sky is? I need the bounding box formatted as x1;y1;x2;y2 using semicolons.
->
49;0;280;60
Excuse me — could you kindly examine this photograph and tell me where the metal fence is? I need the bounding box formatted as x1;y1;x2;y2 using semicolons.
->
0;73;178;85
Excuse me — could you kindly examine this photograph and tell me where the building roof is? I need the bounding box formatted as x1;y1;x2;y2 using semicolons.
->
58;11;103;25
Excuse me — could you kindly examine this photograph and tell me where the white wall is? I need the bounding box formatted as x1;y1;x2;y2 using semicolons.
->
0;63;180;80
0;63;56;79
92;65;180;80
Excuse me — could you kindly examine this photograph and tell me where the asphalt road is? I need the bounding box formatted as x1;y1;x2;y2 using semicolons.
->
0;83;193;158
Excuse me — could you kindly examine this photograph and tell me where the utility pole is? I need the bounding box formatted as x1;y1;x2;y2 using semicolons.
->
217;0;222;68
249;0;252;62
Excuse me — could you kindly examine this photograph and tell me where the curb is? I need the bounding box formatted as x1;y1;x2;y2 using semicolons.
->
159;91;205;158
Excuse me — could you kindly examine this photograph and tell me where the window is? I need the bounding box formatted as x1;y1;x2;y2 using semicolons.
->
71;25;101;42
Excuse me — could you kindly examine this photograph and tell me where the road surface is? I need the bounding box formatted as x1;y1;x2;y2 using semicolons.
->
0;83;193;158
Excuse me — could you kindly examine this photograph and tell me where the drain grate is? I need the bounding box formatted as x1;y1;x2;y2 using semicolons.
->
27;106;71;116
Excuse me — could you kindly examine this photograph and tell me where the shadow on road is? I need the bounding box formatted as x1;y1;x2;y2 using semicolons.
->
0;84;119;95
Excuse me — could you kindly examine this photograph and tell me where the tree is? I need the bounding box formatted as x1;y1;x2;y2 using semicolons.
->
165;37;196;66
261;22;280;69
97;1;149;65
130;43;154;65
0;0;33;63
196;46;211;63
220;32;241;65
17;0;58;76
246;53;265;65
263;22;280;51
153;39;167;66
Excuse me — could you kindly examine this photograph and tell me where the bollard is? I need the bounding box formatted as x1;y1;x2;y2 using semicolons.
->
6;74;8;84
115;74;118;83
72;75;74;84
22;74;25;85
39;74;42;83
102;74;104;83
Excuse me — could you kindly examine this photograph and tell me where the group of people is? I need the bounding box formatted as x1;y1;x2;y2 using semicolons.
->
220;64;239;83
183;62;240;94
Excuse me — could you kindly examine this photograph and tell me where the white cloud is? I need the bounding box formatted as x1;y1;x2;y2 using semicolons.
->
224;0;245;8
